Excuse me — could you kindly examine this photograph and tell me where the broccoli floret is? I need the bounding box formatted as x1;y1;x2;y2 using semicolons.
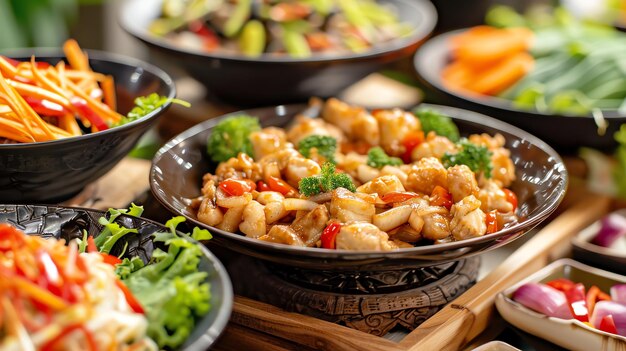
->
298;162;356;197
367;146;403;168
206;115;260;163
414;108;460;142
442;139;493;178
298;135;337;163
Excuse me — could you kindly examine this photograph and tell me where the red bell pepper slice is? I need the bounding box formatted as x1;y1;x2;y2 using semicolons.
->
564;283;589;322
86;236;97;253
401;131;425;163
2;56;50;69
599;315;619;334
115;280;145;314
219;179;256;197
70;97;109;132
267;176;297;196
100;252;122;266
502;188;518;210
25;97;67;117
321;222;341;249
381;192;419;204
257;180;271;192
188;20;219;50
486;210;499;234
546;278;576;292
430;185;453;210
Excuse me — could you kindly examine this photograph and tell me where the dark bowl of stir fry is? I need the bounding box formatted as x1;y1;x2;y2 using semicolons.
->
151;99;568;270
119;0;436;106
0;41;176;203
0;204;233;350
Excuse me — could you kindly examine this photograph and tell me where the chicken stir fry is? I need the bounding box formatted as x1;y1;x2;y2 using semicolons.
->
194;99;519;251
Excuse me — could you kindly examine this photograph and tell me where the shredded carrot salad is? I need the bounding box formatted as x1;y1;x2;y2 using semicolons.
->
0;224;156;351
0;39;124;143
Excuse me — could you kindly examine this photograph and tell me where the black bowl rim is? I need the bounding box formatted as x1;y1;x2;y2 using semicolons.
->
119;0;437;64
414;29;626;120
150;103;568;259
0;48;176;149
1;203;234;350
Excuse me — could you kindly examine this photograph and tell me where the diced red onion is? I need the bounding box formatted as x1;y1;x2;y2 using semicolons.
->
590;301;626;336
591;213;626;247
513;283;573;319
611;284;626;304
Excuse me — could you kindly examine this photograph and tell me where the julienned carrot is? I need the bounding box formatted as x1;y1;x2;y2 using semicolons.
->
451;25;533;64
442;61;481;92
0;105;11;115
62;76;122;123
466;52;534;95
59;113;82;136
6;79;71;108
63;39;90;72
102;76;116;111
0;57;17;78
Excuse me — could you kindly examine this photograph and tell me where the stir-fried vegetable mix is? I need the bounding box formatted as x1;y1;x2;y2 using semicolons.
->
442;5;626;116
0;204;213;351
194;98;518;250
513;278;626;337
149;0;414;58
0;39;184;144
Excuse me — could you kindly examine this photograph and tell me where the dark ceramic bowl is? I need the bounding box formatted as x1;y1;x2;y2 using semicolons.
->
0;50;175;203
150;103;568;271
119;0;436;106
572;209;626;275
0;204;233;350
414;30;626;152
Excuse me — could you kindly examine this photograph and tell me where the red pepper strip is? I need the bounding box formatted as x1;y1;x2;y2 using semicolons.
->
100;252;122;266
0;223;25;251
70;97;109;132
10;276;68;310
41;324;97;351
381;192;419;204
321;222;341;249
486;210;499;234
546;278;576;292
115;280;145;314
502;188;518;210
257;181;271;192
219;179;256;197
36;250;61;286
430;185;453;210
401;131;425;163
2;56;51;69
564;283;589;322
86;236;97;253
188;20;219;50
599;315;619;334
24;96;67;117
267;176;297;196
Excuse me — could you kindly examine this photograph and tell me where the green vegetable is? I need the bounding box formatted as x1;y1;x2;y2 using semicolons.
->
94;203;144;250
283;27;311;58
615;125;626;199
414;108;460;142
118;93;190;126
442;139;493;178
239;20;266;57
298;135;337;163
223;0;251;37
367;146;402;168
206;114;261;162
298;162;355;196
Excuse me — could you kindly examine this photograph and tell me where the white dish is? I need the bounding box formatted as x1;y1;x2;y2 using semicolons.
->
471;341;521;351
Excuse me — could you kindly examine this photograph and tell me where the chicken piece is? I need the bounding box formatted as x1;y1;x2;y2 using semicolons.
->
284;157;321;188
411;202;451;240
286;115;346;145
335;222;398;251
217;206;245;233
249;127;288;161
447;165;479;203
468;133;506;150
356;164;381;184
290;205;330;247
388;224;422;243
411;132;457;161
477;180;514;213
450;195;487;241
259;225;306;246
197;197;223;227
258;148;301;171
330;187;376;223
257;191;289;224
215;153;263;181
380;165;409;187
322;98;380;145
406;157;448;194
357;175;405;196
372;108;420;156
239;200;266;238
337;152;369;180
491;148;516;187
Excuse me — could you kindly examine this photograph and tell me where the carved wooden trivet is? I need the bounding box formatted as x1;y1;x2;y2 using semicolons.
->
230;257;480;336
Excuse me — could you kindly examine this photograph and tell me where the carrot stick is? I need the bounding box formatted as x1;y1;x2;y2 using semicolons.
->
102;75;117;111
59;113;82;136
63;39;89;72
0;117;35;142
0;84;36;139
6;79;71;108
0;105;11;115
56;61;67;91
61;76;122;123
0;57;17;78
30;57;69;100
466;52;534;95
452;26;533;64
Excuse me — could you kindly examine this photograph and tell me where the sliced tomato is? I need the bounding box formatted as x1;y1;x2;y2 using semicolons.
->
401;131;425;163
115;280;144;314
219;179;256;196
430;185;453;210
502;188;518;210
321;222;341;249
266;176;297;195
485;210;499;234
381;192;419;204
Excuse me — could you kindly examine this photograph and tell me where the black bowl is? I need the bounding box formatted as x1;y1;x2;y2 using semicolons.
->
0;50;175;203
119;0;437;106
414;30;626;152
150;103;568;271
0;204;233;350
